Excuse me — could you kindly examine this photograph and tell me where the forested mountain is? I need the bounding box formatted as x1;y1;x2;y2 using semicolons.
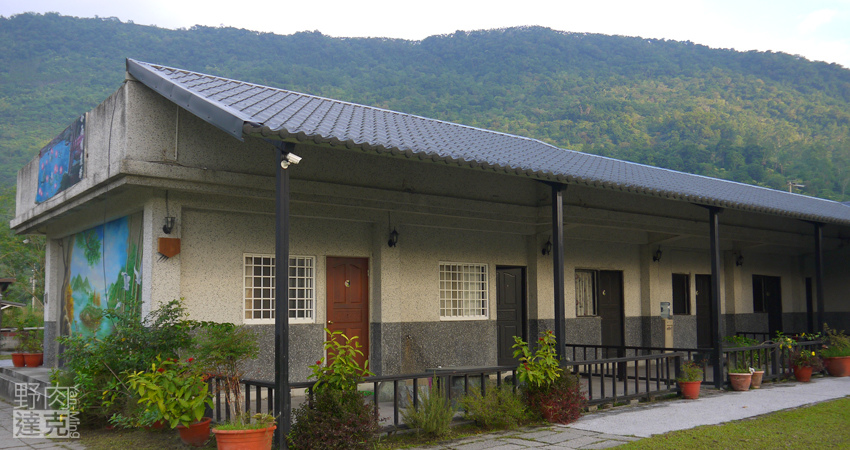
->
2;12;850;200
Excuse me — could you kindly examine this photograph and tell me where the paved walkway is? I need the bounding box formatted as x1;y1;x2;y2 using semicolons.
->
415;376;850;449
0;376;847;449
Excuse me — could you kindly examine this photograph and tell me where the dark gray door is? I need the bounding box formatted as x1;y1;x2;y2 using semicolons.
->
597;270;624;358
695;274;712;349
764;276;783;337
497;267;525;366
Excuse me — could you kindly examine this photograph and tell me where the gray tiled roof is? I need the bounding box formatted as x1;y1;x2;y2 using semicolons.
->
126;59;850;226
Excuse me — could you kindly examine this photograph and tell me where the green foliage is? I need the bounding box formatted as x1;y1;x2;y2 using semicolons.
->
728;359;754;374
309;328;373;393
400;385;456;437
1;15;850;206
0;187;44;307
789;349;824;371
821;324;850;358
289;389;380;450
523;372;586;425
55;298;198;424
126;356;212;428
459;385;532;430
512;330;562;389
723;335;760;347
212;413;275;430
193;323;260;426
677;360;704;382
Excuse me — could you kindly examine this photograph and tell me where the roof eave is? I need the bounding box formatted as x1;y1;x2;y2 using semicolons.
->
126;59;245;141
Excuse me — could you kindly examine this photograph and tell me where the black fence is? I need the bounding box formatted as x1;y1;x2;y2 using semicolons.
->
564;351;685;405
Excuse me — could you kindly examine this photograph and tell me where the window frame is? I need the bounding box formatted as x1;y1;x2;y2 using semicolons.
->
439;261;489;320
243;253;316;325
575;269;597;317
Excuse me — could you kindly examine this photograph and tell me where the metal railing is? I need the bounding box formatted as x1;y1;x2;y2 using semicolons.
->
564;352;684;405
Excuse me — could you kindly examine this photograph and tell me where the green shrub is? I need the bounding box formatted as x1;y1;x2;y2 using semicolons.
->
56;298;200;424
460;385;532;430
289;389;380;449
309;328;373;393
677;360;704;382
523;372;586;425
401;385;456;437
822;324;850;358
512;330;562;389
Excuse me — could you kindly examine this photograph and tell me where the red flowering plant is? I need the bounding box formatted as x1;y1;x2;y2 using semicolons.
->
126;356;212;428
512;330;586;424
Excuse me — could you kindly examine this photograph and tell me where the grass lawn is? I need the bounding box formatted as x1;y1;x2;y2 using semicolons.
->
619;397;850;449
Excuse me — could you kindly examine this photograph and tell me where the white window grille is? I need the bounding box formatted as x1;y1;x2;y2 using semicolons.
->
575;269;597;316
439;262;488;319
244;254;314;323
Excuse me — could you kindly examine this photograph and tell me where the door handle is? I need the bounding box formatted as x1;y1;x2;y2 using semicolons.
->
327;320;333;324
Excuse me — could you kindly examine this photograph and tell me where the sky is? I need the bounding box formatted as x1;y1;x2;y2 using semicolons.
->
1;0;849;69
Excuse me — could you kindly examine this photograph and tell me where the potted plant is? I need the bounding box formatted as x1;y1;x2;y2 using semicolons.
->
21;327;43;367
677;360;703;399
193;323;274;450
789;348;824;382
127;356;213;447
821;324;850;377
724;335;764;388
11;330;26;367
727;360;753;391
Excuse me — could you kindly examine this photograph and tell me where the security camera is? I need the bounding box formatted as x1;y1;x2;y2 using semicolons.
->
280;152;302;169
285;153;302;165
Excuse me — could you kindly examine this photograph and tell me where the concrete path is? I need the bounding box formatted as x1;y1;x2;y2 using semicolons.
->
415;376;850;449
0;400;85;450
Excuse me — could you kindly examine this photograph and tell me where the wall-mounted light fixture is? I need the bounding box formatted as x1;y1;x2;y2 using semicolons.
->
280;152;302;169
387;228;399;248
162;190;176;234
542;236;552;256
162;216;176;234
735;253;744;267
652;247;663;262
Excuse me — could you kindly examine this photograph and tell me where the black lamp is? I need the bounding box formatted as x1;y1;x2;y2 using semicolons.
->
652;247;662;262
542;237;552;256
162;216;176;234
388;228;399;247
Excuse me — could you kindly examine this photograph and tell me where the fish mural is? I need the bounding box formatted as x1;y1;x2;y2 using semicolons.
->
36;115;85;203
60;215;143;338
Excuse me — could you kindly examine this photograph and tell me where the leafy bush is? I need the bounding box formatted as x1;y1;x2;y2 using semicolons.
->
822;324;850;358
677;360;704;382
523;372;586;425
126;357;212;428
723;335;760;347
512;330;562;389
193;323;259;426
289;389;380;450
55;298;199;424
309;328;373;393
790;349;824;371
460;385;532;430
401;385;456;437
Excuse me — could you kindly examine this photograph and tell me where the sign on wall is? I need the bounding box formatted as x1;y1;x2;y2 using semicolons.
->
36;115;85;203
60;215;143;338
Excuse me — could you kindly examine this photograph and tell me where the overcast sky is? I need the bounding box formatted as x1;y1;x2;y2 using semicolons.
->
2;0;849;68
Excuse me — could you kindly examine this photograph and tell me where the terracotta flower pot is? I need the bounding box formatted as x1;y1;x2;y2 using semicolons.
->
678;380;701;399
823;356;850;377
793;365;813;382
176;417;211;447
728;372;752;391
11;353;26;367
23;353;43;367
751;370;765;389
213;425;276;450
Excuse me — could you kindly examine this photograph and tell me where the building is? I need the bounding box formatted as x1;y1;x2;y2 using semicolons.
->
11;59;850;383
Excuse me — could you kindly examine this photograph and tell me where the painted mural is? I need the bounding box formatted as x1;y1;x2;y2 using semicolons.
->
60;215;143;338
36;115;86;203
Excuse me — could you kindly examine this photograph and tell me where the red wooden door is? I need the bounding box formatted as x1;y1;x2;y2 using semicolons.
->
326;257;369;367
